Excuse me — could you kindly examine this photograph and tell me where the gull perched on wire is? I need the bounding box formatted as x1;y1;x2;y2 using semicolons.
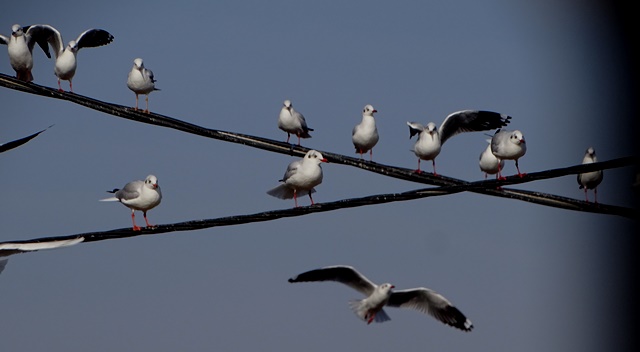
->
100;175;162;231
352;104;379;161
277;99;313;145
479;139;504;179
19;24;114;92
577;147;603;203
490;129;527;179
0;24;53;82
267;150;327;207
127;58;160;113
288;265;473;331
407;110;511;175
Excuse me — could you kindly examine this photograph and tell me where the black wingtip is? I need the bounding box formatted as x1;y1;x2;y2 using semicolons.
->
106;188;119;194
288;278;295;283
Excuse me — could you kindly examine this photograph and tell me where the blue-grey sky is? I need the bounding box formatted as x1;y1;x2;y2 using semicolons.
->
1;1;637;351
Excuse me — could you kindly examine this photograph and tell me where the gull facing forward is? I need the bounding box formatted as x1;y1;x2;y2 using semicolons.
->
288;265;473;331
352;104;379;161
127;58;160;113
0;24;53;81
277;100;313;145
407;110;511;175
577;147;603;203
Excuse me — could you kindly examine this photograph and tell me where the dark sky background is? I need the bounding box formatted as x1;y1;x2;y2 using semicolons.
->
1;1;638;351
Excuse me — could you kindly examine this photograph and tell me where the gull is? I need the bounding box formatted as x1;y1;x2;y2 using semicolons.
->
478;139;504;179
407;110;511;175
288;265;473;331
277;100;313;145
22;25;114;92
100;175;162;231
577;147;603;203
352;104;379;161
267;150;327;207
127;58;160;113
0;24;53;82
490;129;527;179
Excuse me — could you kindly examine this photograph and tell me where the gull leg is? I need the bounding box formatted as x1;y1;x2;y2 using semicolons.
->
144;94;150;113
296;133;301;146
131;210;141;231
69;79;73;93
369;149;373;161
57;78;63;92
285;133;291;144
143;211;155;228
134;94;139;111
414;159;422;174
515;160;526;178
293;190;298;208
594;188;598;204
309;193;314;205
497;161;506;180
432;160;438;176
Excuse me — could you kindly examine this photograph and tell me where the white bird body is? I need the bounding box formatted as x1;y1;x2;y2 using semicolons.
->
277;100;313;145
490;129;526;178
479;140;504;178
10;25;114;91
288;265;473;331
352;104;379;160
101;175;162;231
267;150;327;207
408;110;511;175
577;147;603;203
127;58;159;112
0;24;52;82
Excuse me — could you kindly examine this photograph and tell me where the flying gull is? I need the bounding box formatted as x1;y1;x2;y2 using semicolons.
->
288;265;473;331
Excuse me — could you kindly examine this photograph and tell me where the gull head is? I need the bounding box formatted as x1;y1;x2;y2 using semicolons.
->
133;58;145;69
426;122;437;137
67;40;79;53
11;24;23;37
363;104;377;116
144;175;159;189
586;147;596;157
511;130;525;145
378;283;395;295
304;150;328;164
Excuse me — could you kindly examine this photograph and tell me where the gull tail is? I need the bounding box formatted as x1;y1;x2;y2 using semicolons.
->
348;300;391;324
267;184;295;199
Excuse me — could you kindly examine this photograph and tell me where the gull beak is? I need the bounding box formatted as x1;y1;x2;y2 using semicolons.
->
373;109;378;113
390;285;395;289
153;183;158;189
321;158;328;163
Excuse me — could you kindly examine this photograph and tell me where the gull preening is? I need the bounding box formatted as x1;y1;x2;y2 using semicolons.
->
127;58;159;113
267;150;327;207
490;129;527;179
277;100;313;145
100;175;162;231
0;24;52;82
577;147;603;203
288;265;473;331
20;25;114;92
407;110;511;175
479;139;504;179
352;104;379;161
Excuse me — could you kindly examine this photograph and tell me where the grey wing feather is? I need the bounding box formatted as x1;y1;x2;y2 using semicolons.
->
406;122;424;139
281;160;301;182
288;265;377;296
25;24;63;58
388;288;473;331
75;28;114;49
439;110;511;145
115;180;143;201
0;34;8;45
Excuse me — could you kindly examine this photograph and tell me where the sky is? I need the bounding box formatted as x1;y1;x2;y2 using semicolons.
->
1;1;638;351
